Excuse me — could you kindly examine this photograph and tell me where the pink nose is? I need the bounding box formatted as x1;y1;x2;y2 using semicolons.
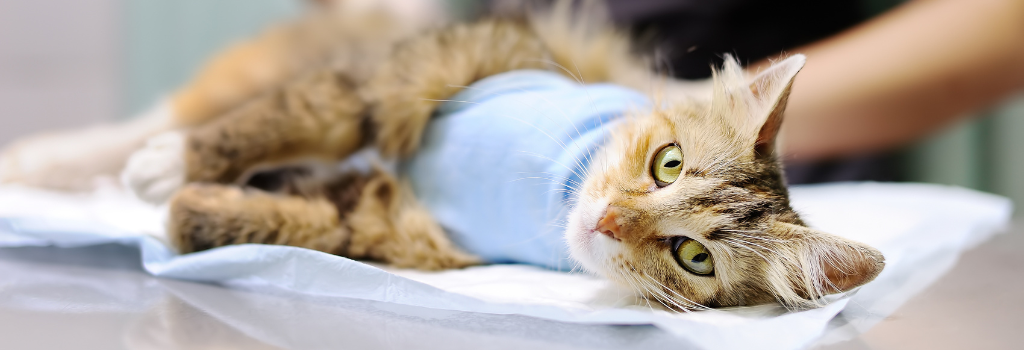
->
595;207;622;241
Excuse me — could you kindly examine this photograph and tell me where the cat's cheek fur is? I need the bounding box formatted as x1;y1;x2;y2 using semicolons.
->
122;131;188;204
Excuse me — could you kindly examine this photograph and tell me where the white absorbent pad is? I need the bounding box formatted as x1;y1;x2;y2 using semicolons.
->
0;182;1011;349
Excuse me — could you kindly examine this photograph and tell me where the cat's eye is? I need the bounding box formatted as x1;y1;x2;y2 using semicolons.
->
652;145;683;187
673;238;714;275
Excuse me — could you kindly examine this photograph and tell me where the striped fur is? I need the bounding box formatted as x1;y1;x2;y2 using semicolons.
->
154;0;883;309
565;54;884;309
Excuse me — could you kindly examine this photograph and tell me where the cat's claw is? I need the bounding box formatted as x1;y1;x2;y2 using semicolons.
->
122;131;187;204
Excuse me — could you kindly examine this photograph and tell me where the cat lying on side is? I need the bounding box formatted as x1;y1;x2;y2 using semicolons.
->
0;1;883;310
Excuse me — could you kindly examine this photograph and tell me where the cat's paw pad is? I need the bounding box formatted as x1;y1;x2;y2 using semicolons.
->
122;131;187;204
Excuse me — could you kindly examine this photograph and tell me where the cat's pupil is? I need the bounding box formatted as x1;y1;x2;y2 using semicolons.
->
691;253;708;263
664;160;681;168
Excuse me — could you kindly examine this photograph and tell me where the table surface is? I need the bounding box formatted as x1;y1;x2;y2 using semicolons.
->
2;222;1021;350
823;220;1024;350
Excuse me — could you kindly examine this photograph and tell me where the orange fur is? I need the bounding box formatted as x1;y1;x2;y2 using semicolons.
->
184;70;365;183
171;13;343;126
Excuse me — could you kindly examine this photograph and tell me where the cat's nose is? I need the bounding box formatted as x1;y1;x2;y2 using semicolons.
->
595;207;622;241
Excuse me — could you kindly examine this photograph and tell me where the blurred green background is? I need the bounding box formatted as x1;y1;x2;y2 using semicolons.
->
122;0;301;115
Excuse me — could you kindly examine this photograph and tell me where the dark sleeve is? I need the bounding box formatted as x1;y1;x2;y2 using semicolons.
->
606;0;867;79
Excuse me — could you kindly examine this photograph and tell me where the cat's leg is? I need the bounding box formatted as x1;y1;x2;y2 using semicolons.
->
124;70;367;203
168;183;349;255
365;20;550;157
338;170;481;269
0;1;438;192
168;170;478;269
0;13;345;192
126;20;557;203
0;102;175;191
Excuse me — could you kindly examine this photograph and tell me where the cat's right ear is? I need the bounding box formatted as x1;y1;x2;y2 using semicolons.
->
748;55;805;158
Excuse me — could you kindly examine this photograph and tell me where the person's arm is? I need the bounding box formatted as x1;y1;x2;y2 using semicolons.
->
751;0;1024;161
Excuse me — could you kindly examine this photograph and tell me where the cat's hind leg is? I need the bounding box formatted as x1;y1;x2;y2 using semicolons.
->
0;102;175;191
168;170;478;270
338;170;481;270
169;183;348;255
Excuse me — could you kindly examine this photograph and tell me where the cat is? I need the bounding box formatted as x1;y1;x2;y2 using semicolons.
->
9;1;885;310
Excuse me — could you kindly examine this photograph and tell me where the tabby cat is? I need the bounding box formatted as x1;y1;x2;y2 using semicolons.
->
14;1;887;310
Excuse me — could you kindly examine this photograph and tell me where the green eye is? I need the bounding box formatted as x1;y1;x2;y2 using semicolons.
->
674;238;714;275
652;145;683;187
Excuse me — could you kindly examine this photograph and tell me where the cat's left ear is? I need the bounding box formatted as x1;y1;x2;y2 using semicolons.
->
749;55;805;158
773;221;885;296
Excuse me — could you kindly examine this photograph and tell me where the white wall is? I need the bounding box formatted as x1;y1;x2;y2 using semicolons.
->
0;0;120;145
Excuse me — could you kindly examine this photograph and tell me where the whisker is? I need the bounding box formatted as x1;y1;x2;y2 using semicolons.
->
431;84;595;180
421;98;479;105
727;237;799;266
722;238;771;263
516;151;586;180
527;58;585;85
621;262;699;312
611;268;649;310
499;87;600;177
626;262;702;312
514;172;584;189
721;230;785;243
507;177;581;191
502;113;592;175
618;268;659;312
640;273;712;311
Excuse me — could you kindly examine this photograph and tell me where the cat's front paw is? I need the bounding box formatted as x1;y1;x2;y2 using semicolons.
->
122;131;188;204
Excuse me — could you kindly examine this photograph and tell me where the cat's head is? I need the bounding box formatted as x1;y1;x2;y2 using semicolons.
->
565;55;884;309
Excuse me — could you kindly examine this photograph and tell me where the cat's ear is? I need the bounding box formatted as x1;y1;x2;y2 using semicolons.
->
774;221;885;296
748;55;805;158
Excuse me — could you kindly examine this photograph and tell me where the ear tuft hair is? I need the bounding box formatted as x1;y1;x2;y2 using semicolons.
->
749;55;804;158
707;54;805;158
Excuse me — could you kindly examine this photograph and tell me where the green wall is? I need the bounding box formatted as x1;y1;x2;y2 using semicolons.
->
904;96;1024;214
122;0;300;116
